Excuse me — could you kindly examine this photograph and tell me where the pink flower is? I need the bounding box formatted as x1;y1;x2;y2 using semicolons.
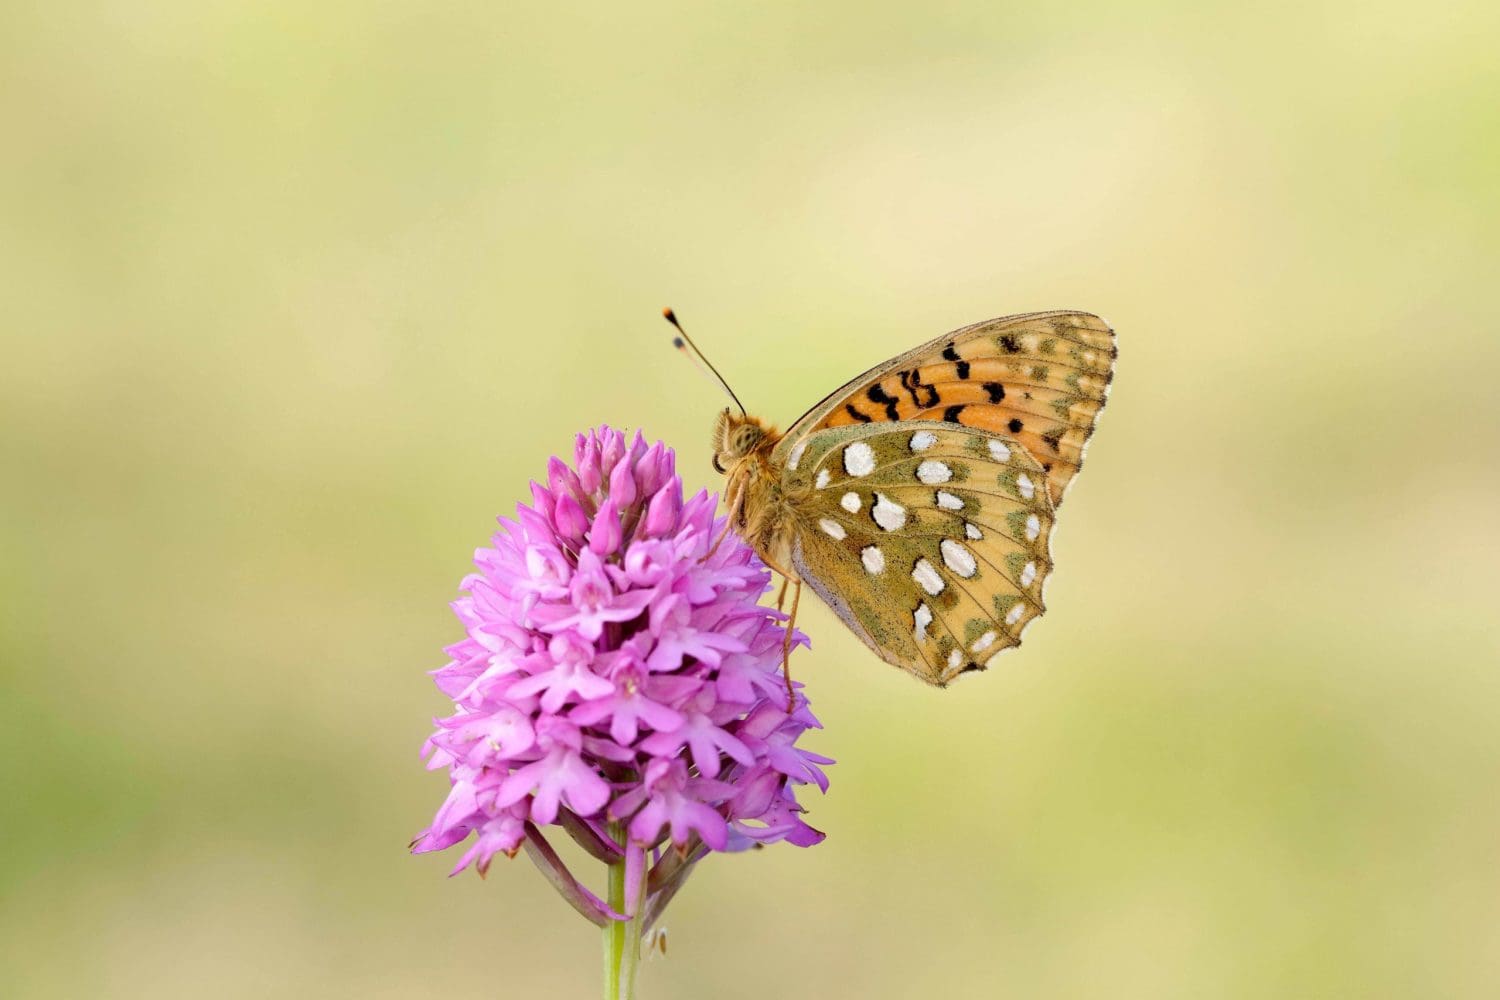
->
616;758;735;851
412;426;831;923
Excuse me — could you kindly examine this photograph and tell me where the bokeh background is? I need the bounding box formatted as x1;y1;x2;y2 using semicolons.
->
3;1;1498;997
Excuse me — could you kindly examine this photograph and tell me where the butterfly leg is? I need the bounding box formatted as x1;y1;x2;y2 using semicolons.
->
705;478;745;561
775;575;789;612
779;579;801;711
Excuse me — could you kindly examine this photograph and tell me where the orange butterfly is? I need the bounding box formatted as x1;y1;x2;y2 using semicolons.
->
672;310;1115;688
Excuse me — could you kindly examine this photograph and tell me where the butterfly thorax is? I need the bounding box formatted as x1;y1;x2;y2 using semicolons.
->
715;412;800;578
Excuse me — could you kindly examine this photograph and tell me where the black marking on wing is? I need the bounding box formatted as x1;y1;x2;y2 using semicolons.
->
866;384;900;421
899;370;922;407
982;381;1005;402
1008;417;1024;433
941;344;960;362
999;334;1021;353
845;404;873;423
922;385;940;408
943;404;967;423
955;360;971;380
910;369;941;408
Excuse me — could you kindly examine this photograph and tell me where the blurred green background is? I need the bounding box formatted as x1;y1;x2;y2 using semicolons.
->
3;1;1498;997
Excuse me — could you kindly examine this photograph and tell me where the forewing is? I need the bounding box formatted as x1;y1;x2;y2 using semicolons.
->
782;422;1056;686
771;311;1115;507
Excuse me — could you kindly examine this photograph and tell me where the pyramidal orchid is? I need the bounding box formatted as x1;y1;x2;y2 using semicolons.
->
412;426;832;999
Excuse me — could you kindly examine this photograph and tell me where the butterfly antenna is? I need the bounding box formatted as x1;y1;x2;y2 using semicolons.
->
664;308;747;417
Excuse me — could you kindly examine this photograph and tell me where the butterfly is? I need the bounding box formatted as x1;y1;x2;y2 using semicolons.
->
670;309;1115;687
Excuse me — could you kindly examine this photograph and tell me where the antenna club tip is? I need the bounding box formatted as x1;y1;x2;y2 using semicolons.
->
662;307;677;322
672;337;684;349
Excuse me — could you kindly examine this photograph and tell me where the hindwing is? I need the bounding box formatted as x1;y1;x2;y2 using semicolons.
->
779;421;1055;686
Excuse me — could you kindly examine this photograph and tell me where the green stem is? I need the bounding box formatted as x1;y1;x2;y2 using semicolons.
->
602;824;644;1000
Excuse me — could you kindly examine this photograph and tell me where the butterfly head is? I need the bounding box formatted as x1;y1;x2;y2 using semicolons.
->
711;409;774;474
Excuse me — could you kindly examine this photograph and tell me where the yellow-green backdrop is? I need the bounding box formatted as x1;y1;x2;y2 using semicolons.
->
3;2;1498;997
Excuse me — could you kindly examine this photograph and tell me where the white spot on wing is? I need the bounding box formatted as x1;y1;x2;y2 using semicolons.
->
940;539;977;578
965;522;982;540
912;558;945;596
972;631;997;652
844;442;876;477
1017;473;1036;500
871;493;907;531
861;546;885;574
936;490;963;511
787;440;807;470
988;440;1010;463
909;431;937;452
914;603;933;642
948;648;963;669
815;469;831;489
1005;603;1025;625
916;460;952;485
1025;513;1041;541
819;519;846;541
1020;561;1037;587
840;491;861;513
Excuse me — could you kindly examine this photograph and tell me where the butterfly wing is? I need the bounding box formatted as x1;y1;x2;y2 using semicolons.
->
771;311;1115;507
781;421;1056;686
